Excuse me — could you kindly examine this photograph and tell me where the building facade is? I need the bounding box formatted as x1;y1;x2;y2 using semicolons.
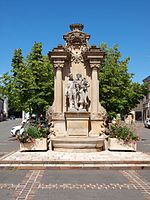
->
132;75;150;121
143;75;150;120
133;100;143;121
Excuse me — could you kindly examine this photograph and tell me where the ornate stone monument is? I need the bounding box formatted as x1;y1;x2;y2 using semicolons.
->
47;24;107;152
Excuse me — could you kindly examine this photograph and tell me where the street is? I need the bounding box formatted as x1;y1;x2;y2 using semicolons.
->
136;123;150;153
0;120;149;200
0;119;21;156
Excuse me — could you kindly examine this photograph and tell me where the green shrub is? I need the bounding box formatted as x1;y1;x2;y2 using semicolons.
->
17;132;33;143
17;123;49;143
109;124;139;143
26;126;42;139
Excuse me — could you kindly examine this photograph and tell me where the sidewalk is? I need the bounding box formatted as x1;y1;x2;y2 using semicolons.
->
0;150;150;170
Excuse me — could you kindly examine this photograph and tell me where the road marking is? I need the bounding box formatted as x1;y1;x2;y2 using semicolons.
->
0;151;16;160
38;183;135;190
0;183;15;189
12;170;44;200
121;170;150;199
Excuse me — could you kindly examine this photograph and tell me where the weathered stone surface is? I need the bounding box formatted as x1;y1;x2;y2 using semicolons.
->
51;137;104;152
47;24;107;152
20;138;47;152
65;112;90;136
108;138;137;151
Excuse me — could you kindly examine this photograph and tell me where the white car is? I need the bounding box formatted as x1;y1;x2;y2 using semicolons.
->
10;125;22;136
144;118;150;128
10;120;27;137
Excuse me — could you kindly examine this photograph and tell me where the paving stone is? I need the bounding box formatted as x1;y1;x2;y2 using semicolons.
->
2;150;150;163
33;187;146;200
137;170;150;183
41;170;129;185
0;169;28;185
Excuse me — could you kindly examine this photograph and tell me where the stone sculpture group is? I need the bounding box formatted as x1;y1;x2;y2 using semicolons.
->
47;23;107;149
65;73;89;111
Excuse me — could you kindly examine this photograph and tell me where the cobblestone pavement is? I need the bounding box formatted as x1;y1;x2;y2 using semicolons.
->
0;169;149;200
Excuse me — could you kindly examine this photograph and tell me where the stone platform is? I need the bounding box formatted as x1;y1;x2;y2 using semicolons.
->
0;150;150;170
51;137;104;152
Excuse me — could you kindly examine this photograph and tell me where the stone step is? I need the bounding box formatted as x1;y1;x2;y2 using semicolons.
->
0;151;150;169
0;161;150;170
51;137;105;152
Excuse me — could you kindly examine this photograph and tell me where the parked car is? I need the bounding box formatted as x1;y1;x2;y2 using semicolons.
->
144;118;150;128
10;115;16;120
10;119;27;137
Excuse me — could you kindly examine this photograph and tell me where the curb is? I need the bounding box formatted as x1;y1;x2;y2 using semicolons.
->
0;160;150;170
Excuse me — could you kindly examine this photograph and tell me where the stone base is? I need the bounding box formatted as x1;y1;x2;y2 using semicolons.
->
20;138;47;152
65;112;90;136
51;112;106;137
89;113;106;136
51;137;104;152
51;113;66;136
108;138;137;151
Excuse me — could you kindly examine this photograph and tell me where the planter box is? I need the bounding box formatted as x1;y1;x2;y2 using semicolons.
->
20;138;47;152
108;138;137;151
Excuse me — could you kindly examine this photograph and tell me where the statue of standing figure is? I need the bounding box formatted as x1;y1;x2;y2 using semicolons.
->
65;73;78;110
65;73;89;111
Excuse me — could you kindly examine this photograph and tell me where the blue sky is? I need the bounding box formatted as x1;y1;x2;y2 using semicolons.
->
0;0;150;83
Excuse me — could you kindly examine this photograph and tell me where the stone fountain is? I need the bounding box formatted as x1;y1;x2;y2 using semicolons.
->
47;24;107;152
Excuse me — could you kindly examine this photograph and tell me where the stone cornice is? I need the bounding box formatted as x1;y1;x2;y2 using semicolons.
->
48;44;70;64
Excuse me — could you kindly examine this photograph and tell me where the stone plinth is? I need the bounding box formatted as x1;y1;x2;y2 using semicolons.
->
51;137;104;152
65;112;90;136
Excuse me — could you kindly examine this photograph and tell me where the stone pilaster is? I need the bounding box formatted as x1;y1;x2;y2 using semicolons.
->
53;61;64;113
90;63;100;114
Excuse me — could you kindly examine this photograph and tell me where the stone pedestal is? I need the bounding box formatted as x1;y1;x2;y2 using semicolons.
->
65;112;90;136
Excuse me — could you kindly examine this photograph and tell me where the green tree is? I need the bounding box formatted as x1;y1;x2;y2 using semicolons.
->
99;43;147;119
1;48;25;112
1;43;54;119
25;42;54;118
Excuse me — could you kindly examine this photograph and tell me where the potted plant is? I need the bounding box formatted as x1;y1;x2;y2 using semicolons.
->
108;124;139;151
17;123;49;152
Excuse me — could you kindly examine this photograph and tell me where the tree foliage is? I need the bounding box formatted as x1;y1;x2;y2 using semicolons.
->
1;42;147;120
99;43;147;119
1;48;24;111
1;42;54;117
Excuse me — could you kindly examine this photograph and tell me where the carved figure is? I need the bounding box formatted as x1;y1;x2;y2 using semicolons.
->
65;73;78;110
77;76;89;110
66;73;89;111
75;73;82;106
80;77;89;109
